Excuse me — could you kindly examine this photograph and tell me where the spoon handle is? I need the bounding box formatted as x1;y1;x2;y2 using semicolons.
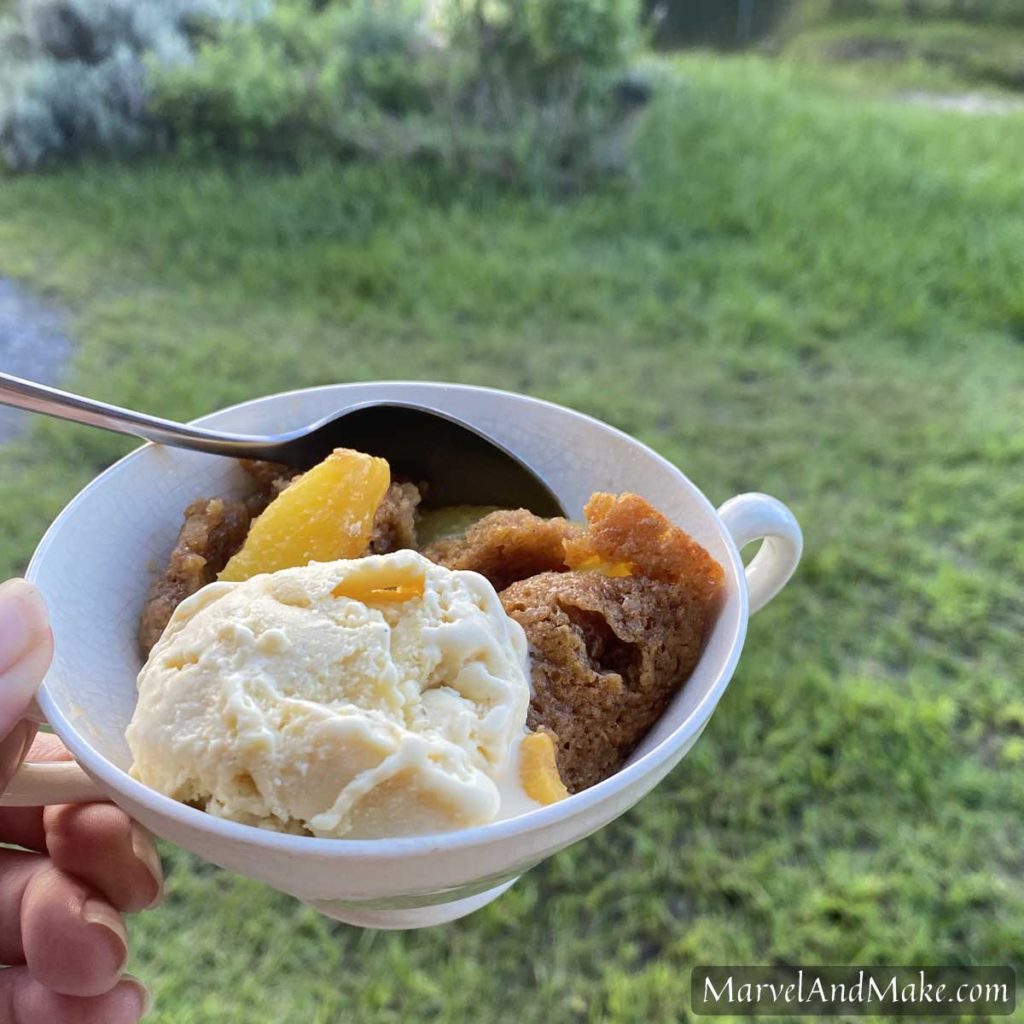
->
0;372;274;458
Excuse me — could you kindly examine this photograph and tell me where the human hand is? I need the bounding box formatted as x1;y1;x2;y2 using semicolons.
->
0;579;160;1023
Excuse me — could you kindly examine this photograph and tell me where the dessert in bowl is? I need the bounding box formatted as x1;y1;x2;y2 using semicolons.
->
3;383;802;928
130;446;726;839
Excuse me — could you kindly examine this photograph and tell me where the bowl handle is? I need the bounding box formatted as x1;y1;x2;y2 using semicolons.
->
717;493;802;615
1;762;106;806
0;700;107;807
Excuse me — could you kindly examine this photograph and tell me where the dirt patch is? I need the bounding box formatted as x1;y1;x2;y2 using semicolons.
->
828;37;909;64
0;279;74;442
898;90;1024;115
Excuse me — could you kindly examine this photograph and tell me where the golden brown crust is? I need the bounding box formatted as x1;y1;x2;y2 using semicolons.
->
138;497;252;657
422;508;580;592
138;458;294;657
368;482;422;555
240;459;299;516
565;492;724;600
502;571;713;793
479;492;725;792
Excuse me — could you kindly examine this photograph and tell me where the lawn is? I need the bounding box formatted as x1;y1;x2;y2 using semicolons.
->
1;53;1023;1023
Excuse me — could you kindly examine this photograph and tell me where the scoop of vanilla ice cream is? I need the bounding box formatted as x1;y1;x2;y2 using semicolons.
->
126;550;536;838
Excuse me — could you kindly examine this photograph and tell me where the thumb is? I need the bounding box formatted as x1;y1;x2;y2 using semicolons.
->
0;579;52;790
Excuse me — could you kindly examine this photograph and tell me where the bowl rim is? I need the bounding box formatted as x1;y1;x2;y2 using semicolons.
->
31;381;748;860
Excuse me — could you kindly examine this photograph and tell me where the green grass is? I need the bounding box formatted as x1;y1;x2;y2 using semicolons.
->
1;54;1023;1022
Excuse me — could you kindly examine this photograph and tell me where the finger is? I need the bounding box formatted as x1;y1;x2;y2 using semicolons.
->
45;803;163;913
0;736;74;853
21;865;129;996
0;849;44;964
0;968;149;1024
0;580;51;799
0;579;51;737
24;733;72;765
21;733;165;910
0;851;134;996
0;851;128;995
0;720;38;804
0;734;164;911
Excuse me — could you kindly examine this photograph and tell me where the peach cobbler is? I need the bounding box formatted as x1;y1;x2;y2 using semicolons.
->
128;448;723;838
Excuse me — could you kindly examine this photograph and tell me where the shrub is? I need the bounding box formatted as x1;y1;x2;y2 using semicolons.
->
1;0;647;186
0;43;150;170
443;0;645;182
152;0;646;187
151;2;439;161
0;0;267;170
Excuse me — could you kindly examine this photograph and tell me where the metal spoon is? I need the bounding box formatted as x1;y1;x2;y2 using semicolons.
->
0;372;566;516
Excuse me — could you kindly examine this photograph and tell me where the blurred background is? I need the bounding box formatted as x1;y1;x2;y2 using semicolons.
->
1;1;1022;1021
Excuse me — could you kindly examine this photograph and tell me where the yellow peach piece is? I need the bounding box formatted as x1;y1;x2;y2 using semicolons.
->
566;553;634;578
219;448;390;582
331;560;426;605
520;731;569;805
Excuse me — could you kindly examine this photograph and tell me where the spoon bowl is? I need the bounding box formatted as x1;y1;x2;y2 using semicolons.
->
277;401;565;514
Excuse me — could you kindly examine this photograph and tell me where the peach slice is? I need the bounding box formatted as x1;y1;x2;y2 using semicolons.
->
219;448;390;582
520;731;569;805
566;553;634;578
331;560;426;605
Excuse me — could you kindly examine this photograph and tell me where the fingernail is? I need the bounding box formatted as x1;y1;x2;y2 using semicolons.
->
0;580;47;674
131;823;165;907
82;897;128;968
120;976;153;1018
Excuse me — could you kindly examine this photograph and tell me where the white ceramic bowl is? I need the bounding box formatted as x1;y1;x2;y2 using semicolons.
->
2;383;801;929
